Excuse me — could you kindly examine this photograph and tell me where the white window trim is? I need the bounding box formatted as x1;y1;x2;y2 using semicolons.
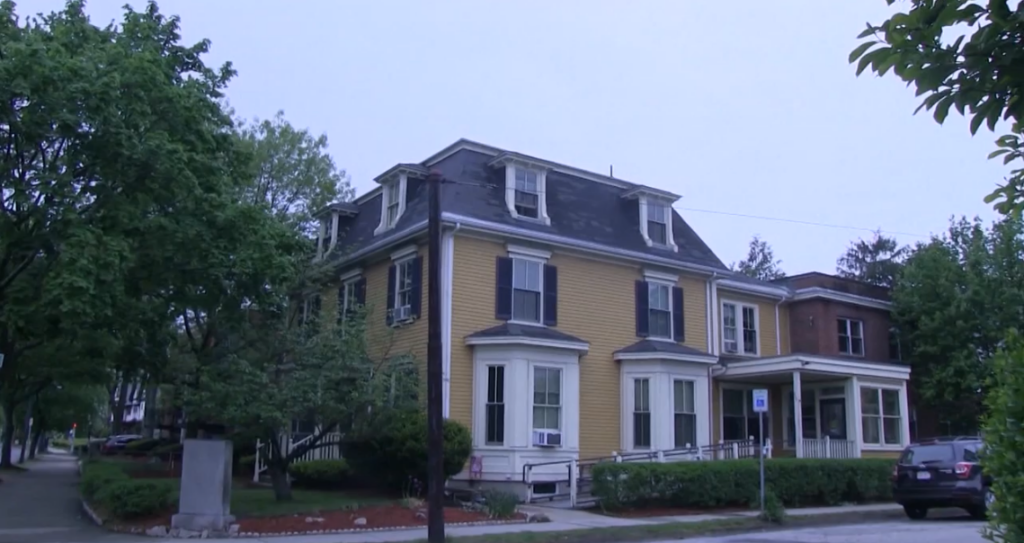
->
508;247;549;327
718;384;771;443
504;165;551;225
720;299;760;356
484;364;506;446
318;214;339;258
619;361;710;452
631;377;653;450
859;384;905;450
646;279;675;342
339;275;361;316
638;196;678;252
531;365;563;434
780;381;848;449
390;249;417;325
838;318;865;357
374;174;408;235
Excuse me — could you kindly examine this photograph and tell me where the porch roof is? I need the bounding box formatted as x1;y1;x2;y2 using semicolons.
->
719;353;910;381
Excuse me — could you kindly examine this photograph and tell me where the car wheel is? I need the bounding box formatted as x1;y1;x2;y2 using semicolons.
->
985;487;996;510
903;505;928;520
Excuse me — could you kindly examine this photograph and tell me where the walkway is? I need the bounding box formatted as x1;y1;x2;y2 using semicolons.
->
0;450;136;543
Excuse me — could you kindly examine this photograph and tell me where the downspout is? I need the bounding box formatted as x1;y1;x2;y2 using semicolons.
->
707;272;722;446
441;222;461;419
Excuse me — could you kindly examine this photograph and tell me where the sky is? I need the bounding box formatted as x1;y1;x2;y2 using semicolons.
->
22;0;1008;274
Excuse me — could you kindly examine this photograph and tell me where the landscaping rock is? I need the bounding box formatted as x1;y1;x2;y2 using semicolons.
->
304;516;324;523
527;512;551;523
415;510;427;520
353;517;367;526
145;525;168;537
228;524;239;535
200;529;209;539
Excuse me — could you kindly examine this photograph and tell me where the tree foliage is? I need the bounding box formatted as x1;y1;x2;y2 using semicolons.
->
850;1;1024;215
892;216;1024;434
982;332;1024;543
836;230;907;288
731;235;785;281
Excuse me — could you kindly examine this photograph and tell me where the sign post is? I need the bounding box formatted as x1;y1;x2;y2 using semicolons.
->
752;389;769;513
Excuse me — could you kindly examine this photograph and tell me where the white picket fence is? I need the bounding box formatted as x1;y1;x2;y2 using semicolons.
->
253;432;344;482
799;436;858;458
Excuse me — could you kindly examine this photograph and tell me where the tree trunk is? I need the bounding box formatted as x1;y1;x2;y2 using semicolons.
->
110;376;129;436
0;401;14;468
142;383;159;438
28;425;42;459
18;397;33;464
268;462;293;501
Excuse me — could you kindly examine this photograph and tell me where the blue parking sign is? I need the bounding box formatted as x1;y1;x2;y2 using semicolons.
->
752;389;768;413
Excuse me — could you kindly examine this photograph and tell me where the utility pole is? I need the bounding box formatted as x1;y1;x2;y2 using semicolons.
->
426;171;445;543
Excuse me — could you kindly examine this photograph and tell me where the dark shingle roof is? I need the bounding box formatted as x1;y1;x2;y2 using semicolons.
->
614;339;714;358
328;140;728;271
465;323;586;345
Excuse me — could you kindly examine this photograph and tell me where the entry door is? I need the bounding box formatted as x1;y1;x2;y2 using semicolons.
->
819;398;847;440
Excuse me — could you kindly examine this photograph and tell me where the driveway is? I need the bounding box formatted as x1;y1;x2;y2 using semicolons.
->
679;517;988;543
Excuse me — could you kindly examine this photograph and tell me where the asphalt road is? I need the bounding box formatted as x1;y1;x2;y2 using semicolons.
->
680;517;988;543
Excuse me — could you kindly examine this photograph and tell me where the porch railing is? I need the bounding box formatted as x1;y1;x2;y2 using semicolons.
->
253;432;344;481
799;436;857;459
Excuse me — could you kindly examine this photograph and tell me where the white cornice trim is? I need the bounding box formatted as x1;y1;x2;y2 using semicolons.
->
621;185;682;202
615;351;718;365
723;354;910;381
717;279;790;299
465;335;590;353
643;268;679;284
507;244;552;261
790;287;892;310
339;268;363;282
374;164;428;184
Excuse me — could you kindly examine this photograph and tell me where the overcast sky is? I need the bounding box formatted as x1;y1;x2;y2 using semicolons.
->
24;0;1007;274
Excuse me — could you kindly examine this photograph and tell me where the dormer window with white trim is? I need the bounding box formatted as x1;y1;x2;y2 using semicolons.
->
373;168;413;236
621;186;681;253
490;154;551;225
385;183;401;227
647;202;669;245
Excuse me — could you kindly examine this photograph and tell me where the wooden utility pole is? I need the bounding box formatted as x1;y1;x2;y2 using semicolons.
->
426;171;445;543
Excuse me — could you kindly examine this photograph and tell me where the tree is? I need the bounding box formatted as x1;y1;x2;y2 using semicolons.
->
892;216;1024;434
836;230;907;288
982;332;1024;543
849;1;1024;216
238;111;352;236
731;235;785;281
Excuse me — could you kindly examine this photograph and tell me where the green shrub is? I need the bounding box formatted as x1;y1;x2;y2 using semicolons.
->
125;438;167;453
96;479;176;519
481;489;519;519
344;409;473;491
80;463;130;500
591;458;894;510
149;442;182;459
758;489;787;524
239;454;256;474
982;333;1024;543
290;459;350;489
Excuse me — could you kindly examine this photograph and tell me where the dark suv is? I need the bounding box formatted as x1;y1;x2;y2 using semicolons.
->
892;436;993;520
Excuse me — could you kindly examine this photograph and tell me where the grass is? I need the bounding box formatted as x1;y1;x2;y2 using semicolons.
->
412;509;908;543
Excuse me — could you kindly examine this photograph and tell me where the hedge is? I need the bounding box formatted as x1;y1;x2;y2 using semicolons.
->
80;461;176;519
290;459;350;489
592;458;895;510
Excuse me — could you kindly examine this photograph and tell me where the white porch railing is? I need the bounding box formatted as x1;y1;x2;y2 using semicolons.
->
799;436;857;459
253;432;344;482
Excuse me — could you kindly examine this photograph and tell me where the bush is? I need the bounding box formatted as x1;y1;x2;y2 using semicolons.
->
481;489;519;519
982;334;1024;543
344;410;473;491
125;438;166;453
290;459;350;489
239;454;256;474
149;442;182;459
591;458;894;510
96;479;176;519
81;462;130;500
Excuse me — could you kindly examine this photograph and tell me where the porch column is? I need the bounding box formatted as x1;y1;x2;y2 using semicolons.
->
899;380;911;447
793;371;803;458
850;377;863;458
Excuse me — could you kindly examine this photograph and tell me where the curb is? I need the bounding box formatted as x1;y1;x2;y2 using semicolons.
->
107;517;531;538
81;499;104;527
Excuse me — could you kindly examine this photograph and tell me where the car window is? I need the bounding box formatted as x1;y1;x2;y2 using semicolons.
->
900;444;955;464
962;443;983;462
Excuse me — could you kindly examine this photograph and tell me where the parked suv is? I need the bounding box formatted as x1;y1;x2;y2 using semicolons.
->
892;436;993;520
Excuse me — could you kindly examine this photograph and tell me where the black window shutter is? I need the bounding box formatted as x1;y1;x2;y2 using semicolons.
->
672;286;685;342
386;264;397;326
410;256;424;318
635;280;649;337
355;277;367;306
495;257;514;320
543;264;558;326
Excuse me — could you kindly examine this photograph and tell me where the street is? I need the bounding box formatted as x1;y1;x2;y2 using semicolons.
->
681;518;987;543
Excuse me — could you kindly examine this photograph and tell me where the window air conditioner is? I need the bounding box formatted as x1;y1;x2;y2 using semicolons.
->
532;430;562;447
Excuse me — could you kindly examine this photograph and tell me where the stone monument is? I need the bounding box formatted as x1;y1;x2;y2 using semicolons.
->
171;439;235;534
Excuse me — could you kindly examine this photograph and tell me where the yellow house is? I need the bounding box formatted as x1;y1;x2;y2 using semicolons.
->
313;140;912;503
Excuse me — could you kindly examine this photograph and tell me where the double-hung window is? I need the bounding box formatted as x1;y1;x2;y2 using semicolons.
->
394;258;415;315
838;318;864;356
384;182;401;228
512;258;542;323
647;202;669;245
532;367;561;431
338;278;359;323
722;302;758;355
673;380;696;448
514;168;540;219
485;366;505;445
648;282;672;339
632;379;651;449
861;387;902;446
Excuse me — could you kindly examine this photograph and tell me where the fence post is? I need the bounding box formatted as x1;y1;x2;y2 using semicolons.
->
824;435;831;459
657;450;665;463
569;460;578;507
732;442;740;459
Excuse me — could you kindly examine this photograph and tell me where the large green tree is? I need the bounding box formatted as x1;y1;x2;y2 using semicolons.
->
836;230;907;288
731;235;785;281
892;216;1024;434
850;0;1024;216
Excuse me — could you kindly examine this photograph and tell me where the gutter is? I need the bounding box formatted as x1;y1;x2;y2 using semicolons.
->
707;272;723;446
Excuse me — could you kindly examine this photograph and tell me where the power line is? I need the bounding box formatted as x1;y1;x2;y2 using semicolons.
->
441;178;931;239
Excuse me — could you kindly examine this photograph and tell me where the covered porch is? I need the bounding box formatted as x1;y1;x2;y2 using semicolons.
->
714;354;912;459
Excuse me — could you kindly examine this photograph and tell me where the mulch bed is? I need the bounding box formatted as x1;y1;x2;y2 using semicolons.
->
102;503;527;536
593;505;750;518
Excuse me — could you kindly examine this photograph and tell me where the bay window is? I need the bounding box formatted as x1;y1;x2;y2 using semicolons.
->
861;387;902;446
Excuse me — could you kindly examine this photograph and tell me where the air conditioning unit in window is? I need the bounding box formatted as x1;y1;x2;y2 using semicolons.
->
392;305;411;322
532;430;562;448
724;340;738;354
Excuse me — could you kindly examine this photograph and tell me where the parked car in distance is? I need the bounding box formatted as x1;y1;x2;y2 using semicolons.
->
892;436;993;520
100;434;143;454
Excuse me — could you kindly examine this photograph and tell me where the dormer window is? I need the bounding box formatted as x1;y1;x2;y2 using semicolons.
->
514;169;540;219
384;182;401;227
373;170;411;236
647;202;669;245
